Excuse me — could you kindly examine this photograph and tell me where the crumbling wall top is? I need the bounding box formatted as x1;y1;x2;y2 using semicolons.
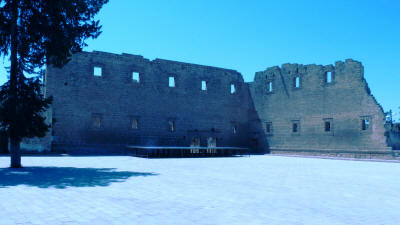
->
75;51;244;81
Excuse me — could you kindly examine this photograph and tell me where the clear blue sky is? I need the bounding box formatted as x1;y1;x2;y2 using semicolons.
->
1;0;399;119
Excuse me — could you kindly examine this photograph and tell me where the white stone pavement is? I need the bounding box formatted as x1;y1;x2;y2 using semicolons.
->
0;155;400;225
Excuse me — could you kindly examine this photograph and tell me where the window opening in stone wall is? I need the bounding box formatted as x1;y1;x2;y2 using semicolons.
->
294;76;300;88
168;120;175;132
131;118;138;129
169;77;175;87
326;72;332;83
293;123;298;132
325;121;331;132
93;67;102;77
232;123;238;134
132;72;140;83
361;118;370;130
292;121;300;133
267;81;273;92
266;122;273;134
201;80;207;91
92;113;102;128
230;84;236;94
251;138;259;148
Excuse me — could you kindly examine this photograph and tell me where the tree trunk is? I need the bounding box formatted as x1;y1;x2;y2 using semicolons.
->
9;0;21;168
10;138;21;168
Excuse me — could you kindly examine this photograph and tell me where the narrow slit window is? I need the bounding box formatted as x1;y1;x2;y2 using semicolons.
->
131;118;138;129
92;114;102;128
93;67;102;77
266;122;272;134
294;76;300;88
230;84;236;94
201;80;207;91
168;120;175;132
232;124;238;134
326;72;332;83
169;77;175;87
132;72;140;83
268;81;273;92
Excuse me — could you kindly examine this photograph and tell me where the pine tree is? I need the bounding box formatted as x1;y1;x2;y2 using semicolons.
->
0;0;108;168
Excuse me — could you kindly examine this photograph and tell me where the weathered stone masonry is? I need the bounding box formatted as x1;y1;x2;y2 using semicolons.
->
44;51;392;155
250;59;391;156
45;51;249;153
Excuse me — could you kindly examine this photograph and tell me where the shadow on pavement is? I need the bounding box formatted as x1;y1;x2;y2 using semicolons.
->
0;167;157;189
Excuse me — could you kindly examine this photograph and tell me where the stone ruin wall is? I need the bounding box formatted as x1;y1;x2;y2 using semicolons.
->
45;51;250;153
250;59;390;153
43;51;392;155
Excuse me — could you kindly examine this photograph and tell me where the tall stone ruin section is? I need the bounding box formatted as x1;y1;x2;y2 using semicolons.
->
45;51;250;153
249;59;391;155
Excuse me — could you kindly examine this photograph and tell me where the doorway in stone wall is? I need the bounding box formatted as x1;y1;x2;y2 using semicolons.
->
251;138;259;148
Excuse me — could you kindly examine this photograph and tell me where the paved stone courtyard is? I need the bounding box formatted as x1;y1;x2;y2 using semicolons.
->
0;155;399;225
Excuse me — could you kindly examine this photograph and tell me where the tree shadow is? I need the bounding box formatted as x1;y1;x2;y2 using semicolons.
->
0;167;157;189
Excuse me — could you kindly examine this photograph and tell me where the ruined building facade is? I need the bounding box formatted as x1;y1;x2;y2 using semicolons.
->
250;60;391;155
45;51;249;154
44;51;393;156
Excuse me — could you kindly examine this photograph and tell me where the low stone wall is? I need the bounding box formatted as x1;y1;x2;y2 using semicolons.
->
270;148;399;160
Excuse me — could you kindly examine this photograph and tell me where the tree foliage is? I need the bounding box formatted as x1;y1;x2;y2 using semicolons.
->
0;0;108;167
0;75;52;141
0;0;108;72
